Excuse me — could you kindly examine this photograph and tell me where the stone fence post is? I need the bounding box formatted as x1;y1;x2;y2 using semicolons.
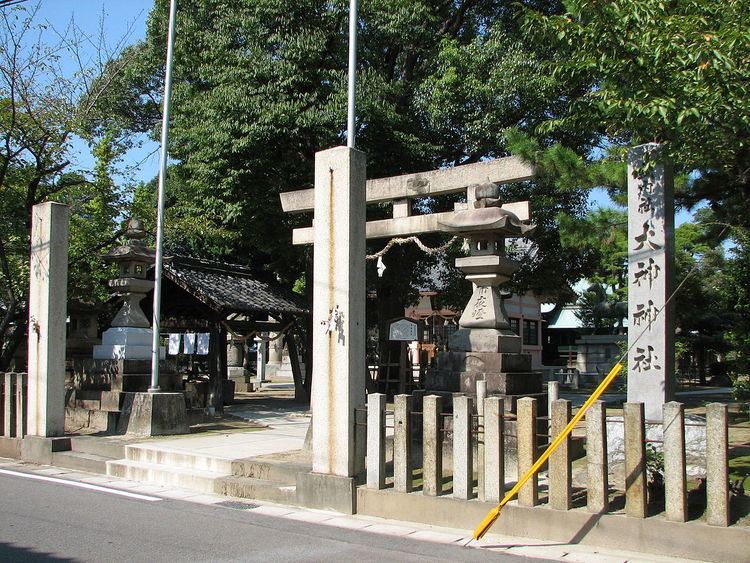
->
586;401;608;513
706;403;730;526
484;396;505;503
422;395;443;496
393;394;413;493
453;395;474;500
3;373;28;438
549;399;572;510
366;393;386;490
517;397;539;506
663;401;687;522
624;402;647;518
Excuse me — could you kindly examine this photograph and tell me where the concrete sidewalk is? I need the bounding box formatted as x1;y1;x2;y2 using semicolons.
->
137;395;310;460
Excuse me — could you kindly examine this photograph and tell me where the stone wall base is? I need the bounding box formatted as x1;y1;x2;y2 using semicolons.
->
356;487;749;563
0;437;22;459
296;472;357;514
20;435;71;464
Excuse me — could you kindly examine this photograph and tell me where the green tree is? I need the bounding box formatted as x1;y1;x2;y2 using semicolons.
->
0;4;132;369
95;0;602;364
558;208;628;333
523;0;750;220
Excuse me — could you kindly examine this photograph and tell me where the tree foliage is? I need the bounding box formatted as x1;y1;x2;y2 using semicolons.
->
0;4;131;369
523;0;750;220
96;0;599;339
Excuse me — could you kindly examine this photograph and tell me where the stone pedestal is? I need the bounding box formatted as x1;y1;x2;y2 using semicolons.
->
430;337;543;412
227;339;252;392
27;202;69;437
274;352;305;380
296;472;358;514
66;358;182;433
116;392;189;436
266;333;284;376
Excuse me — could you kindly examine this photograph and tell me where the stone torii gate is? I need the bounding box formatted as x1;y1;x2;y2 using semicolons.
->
280;147;536;513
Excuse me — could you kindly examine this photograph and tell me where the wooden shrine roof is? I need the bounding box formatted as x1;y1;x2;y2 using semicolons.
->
163;256;309;318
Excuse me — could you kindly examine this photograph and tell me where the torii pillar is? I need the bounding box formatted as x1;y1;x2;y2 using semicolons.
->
27;202;69;437
296;146;367;513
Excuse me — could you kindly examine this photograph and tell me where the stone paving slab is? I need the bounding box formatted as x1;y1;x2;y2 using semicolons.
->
323;516;374;530
365;523;419;536
408;530;465;544
250;505;296;517
283;510;338;523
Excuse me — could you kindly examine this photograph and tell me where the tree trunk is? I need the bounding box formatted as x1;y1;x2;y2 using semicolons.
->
285;324;308;404
0;316;26;372
208;324;224;414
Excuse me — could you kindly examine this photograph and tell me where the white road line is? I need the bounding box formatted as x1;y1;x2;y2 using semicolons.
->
0;468;162;502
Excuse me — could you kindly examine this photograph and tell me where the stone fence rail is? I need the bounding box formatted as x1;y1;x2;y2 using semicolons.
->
366;393;735;528
1;372;27;438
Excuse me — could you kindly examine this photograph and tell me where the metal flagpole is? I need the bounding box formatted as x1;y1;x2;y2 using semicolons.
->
347;0;358;148
150;0;178;392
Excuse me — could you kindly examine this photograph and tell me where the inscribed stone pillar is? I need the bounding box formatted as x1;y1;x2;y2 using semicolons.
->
627;143;675;422
310;146;366;477
27;202;69;437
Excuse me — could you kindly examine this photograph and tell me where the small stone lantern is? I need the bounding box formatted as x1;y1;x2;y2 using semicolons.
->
103;219;156;328
93;218;163;360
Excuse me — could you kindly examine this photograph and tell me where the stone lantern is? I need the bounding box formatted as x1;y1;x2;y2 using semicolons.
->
432;182;542;403
93;219;164;360
439;182;535;354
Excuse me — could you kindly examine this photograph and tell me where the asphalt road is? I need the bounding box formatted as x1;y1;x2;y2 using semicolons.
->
0;470;541;562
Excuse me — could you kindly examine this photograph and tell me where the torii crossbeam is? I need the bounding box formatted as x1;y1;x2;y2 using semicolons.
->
280;155;536;244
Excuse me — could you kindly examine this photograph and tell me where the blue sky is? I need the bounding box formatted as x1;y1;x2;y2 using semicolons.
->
37;0;156;186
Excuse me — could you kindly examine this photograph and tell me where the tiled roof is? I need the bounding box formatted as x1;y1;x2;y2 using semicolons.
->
164;256;309;317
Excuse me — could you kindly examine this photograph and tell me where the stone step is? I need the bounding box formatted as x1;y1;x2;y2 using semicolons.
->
230;458;309;483
215;475;296;505
51;451;112;474
69;436;127;460
106;459;227;493
125;444;233;473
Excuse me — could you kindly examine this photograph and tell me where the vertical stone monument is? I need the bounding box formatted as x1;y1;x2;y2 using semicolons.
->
627;143;675;421
27;202;69;437
296;146;367;513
